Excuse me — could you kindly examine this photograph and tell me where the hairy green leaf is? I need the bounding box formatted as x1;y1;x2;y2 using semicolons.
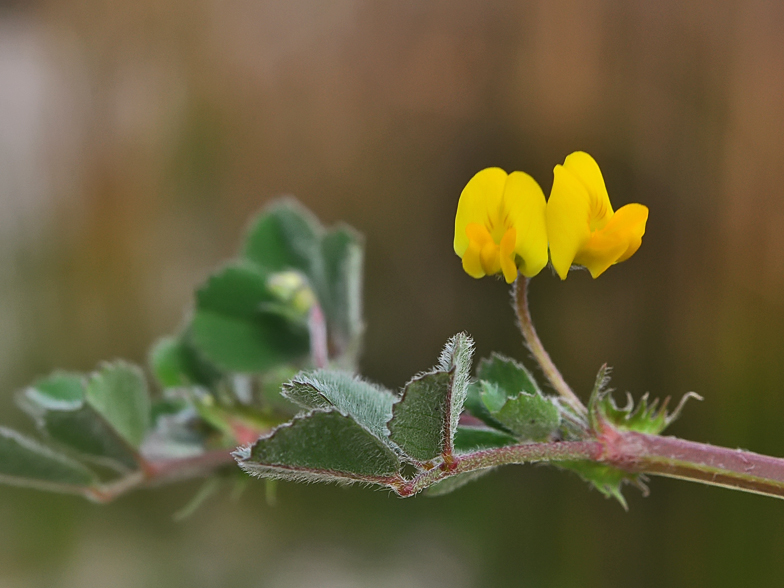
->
191;262;310;372
235;410;400;482
463;382;511;434
282;370;395;440
388;334;474;461
478;380;506;413
0;427;97;490
388;371;451;461
439;333;475;437
243;199;322;277
485;390;561;442
476;353;541;396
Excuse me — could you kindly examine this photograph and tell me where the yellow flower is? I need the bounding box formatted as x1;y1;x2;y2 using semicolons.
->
454;168;548;283
546;151;648;280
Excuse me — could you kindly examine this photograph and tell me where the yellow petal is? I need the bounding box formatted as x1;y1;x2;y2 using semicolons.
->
461;239;486;278
563;151;613;231
499;227;518;283
503;171;549;277
572;232;629;278
546;164;592;279
612;204;648;263
454;168;508;257
481;241;502;275
573;203;649;278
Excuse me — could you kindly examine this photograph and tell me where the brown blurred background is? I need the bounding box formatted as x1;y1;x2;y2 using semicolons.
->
2;1;784;586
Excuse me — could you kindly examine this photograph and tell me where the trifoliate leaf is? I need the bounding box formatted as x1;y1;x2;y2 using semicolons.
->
240;199;366;368
235;410;400;483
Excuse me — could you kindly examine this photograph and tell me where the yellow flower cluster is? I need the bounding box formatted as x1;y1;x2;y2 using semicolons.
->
454;152;648;283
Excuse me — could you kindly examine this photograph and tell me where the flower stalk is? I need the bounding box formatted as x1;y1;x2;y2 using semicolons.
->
512;276;587;418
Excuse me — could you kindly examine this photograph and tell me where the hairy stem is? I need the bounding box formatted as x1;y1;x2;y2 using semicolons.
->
601;430;784;500
389;427;784;501
392;441;601;497
512;277;586;416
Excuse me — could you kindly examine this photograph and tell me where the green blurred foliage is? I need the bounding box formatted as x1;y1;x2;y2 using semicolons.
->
2;0;784;586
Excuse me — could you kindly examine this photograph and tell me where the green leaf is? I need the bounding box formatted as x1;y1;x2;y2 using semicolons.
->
85;362;151;449
0;427;97;490
235;410;400;482
320;225;364;363
149;333;224;389
388;333;474;461
19;369;146;469
487;390;561;442
478;380;506;413
190;262;310;372
453;426;517;452
388;371;451;461
476;353;541;396
282;370;396;441
426;469;493;497
463;382;511;434
149;336;189;388
439;333;474;436
243;199;322;277
23;372;84;408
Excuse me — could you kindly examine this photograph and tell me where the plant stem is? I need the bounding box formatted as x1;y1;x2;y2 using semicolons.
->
601;430;784;500
308;302;329;368
84;450;237;503
390;428;784;500
512;277;586;416
393;441;601;496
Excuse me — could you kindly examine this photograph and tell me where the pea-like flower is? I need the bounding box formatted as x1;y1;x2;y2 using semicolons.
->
546;151;648;280
454;168;548;283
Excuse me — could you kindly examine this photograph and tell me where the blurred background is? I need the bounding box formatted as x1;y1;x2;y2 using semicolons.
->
2;0;784;586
